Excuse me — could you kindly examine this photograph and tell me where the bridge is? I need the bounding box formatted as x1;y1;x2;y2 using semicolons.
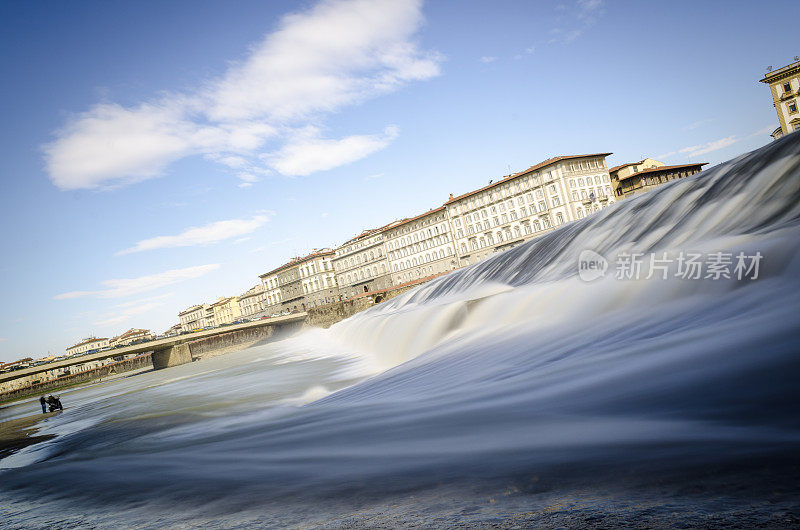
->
0;313;306;384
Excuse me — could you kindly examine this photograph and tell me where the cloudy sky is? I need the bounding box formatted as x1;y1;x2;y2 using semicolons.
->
0;0;795;361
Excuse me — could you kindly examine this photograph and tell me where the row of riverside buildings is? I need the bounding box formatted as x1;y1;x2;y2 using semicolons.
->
177;151;707;330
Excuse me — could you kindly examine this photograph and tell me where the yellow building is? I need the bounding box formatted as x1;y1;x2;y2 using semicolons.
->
211;296;242;325
608;158;664;196
760;58;800;139
611;162;707;199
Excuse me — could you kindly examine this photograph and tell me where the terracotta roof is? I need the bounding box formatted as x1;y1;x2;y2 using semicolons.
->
259;249;335;278
618;162;708;182
445;153;612;205
67;337;108;350
211;296;236;307
113;328;149;340
385;206;446;233
339;219;406;247
608;160;645;174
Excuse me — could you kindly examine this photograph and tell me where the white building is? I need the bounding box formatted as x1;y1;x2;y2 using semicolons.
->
333;224;397;299
109;328;153;347
445;153;616;266
259;267;284;315
385;206;458;285
179;304;205;332
66;337;109;356
237;284;266;317
296;249;340;308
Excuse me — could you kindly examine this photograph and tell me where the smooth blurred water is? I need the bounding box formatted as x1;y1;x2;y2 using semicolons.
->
2;134;800;528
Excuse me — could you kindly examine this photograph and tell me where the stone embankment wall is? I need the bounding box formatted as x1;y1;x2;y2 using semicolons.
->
0;353;152;403
306;278;435;329
188;326;274;359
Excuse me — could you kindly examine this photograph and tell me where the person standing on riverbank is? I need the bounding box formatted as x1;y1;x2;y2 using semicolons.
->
39;396;46;414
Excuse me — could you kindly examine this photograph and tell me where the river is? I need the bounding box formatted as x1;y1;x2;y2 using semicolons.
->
1;134;799;528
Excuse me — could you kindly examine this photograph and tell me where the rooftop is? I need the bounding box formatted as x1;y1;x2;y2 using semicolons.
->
385;206;446;233
445;153;612;205
618;162;708;182
760;60;800;83
259;248;335;278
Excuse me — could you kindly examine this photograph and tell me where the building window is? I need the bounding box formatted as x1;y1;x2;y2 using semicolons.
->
784;82;792;93
789;100;798;115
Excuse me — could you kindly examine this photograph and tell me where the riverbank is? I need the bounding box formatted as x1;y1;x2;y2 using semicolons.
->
0;412;56;460
0;364;154;407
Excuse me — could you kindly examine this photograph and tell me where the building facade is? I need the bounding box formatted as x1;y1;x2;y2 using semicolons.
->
612;162;707;199
237;284;266;317
66;337;109;356
609;158;664;197
276;262;304;312
109;328;153;347
296;250;340;308
179;304;205;332
211;296;242;325
333;226;395;299
385;206;458;285
760;59;800;139
258;270;283;315
445;154;616;266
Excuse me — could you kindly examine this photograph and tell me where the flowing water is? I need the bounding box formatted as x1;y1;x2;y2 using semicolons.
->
2;135;800;528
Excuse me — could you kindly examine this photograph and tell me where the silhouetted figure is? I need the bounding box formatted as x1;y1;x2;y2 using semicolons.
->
46;395;63;412
39;396;47;413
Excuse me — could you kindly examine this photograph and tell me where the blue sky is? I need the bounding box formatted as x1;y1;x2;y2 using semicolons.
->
0;0;796;362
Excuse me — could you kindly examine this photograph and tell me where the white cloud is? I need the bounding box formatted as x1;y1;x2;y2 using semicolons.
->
750;124;776;137
655;151;677;160
549;0;603;45
682;118;713;131
117;213;272;255
94;293;175;327
264;126;398;176
44;0;440;190
54;264;221;300
363;172;384;181
679;136;738;158
479;56;497;63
